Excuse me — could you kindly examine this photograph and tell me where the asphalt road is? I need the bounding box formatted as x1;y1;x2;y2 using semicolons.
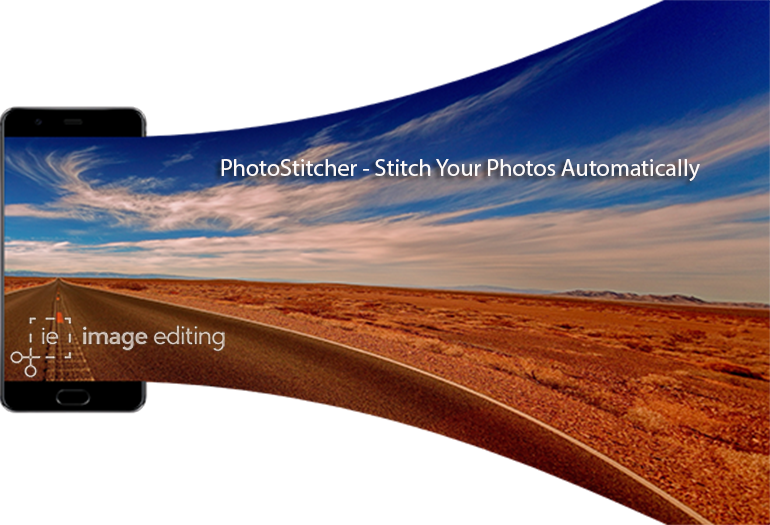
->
5;279;708;524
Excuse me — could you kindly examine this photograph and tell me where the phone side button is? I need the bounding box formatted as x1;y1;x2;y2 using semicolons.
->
55;389;91;406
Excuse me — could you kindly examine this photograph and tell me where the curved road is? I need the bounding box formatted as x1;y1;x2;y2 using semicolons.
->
5;279;709;524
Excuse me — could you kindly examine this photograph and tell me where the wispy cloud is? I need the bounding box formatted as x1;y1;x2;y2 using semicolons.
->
554;95;769;167
287;24;627;164
161;141;203;169
6;96;767;235
162;152;194;167
6;146;106;190
6;146;383;230
292;143;349;164
7;193;768;302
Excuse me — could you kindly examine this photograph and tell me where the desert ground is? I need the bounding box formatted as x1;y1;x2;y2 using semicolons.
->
6;276;769;524
4;277;54;293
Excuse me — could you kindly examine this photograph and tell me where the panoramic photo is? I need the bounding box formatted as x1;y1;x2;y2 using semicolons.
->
4;3;767;524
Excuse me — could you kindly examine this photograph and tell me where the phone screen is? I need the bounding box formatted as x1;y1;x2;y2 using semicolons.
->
4;137;142;381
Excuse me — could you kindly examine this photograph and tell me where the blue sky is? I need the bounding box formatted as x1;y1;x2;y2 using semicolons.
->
4;2;768;302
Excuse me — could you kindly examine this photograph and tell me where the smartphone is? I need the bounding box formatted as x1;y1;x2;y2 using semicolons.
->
2;108;146;411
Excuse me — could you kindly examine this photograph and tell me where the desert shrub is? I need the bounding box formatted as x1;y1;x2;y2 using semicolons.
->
415;338;464;357
625;340;653;352
625;405;668;433
669;329;707;344
706;362;765;380
529;366;577;392
715;447;769;482
110;281;147;291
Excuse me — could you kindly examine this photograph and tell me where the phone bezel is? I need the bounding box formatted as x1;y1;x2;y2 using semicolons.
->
2;107;146;411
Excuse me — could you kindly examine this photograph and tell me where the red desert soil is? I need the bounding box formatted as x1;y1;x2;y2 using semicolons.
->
4;277;53;293
9;277;769;524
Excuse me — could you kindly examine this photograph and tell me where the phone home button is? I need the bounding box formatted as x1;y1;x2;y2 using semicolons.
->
56;389;91;407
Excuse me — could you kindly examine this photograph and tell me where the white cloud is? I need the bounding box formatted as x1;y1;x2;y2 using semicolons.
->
7;193;768;302
292;143;350;164
162;152;194;167
8;95;766;233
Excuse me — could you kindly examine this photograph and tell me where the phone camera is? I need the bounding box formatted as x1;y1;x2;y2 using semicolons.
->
34;118;43;126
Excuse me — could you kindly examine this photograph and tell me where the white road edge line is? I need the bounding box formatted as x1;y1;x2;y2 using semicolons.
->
63;279;712;525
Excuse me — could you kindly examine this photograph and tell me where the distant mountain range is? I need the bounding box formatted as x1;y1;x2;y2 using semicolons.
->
557;290;768;309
